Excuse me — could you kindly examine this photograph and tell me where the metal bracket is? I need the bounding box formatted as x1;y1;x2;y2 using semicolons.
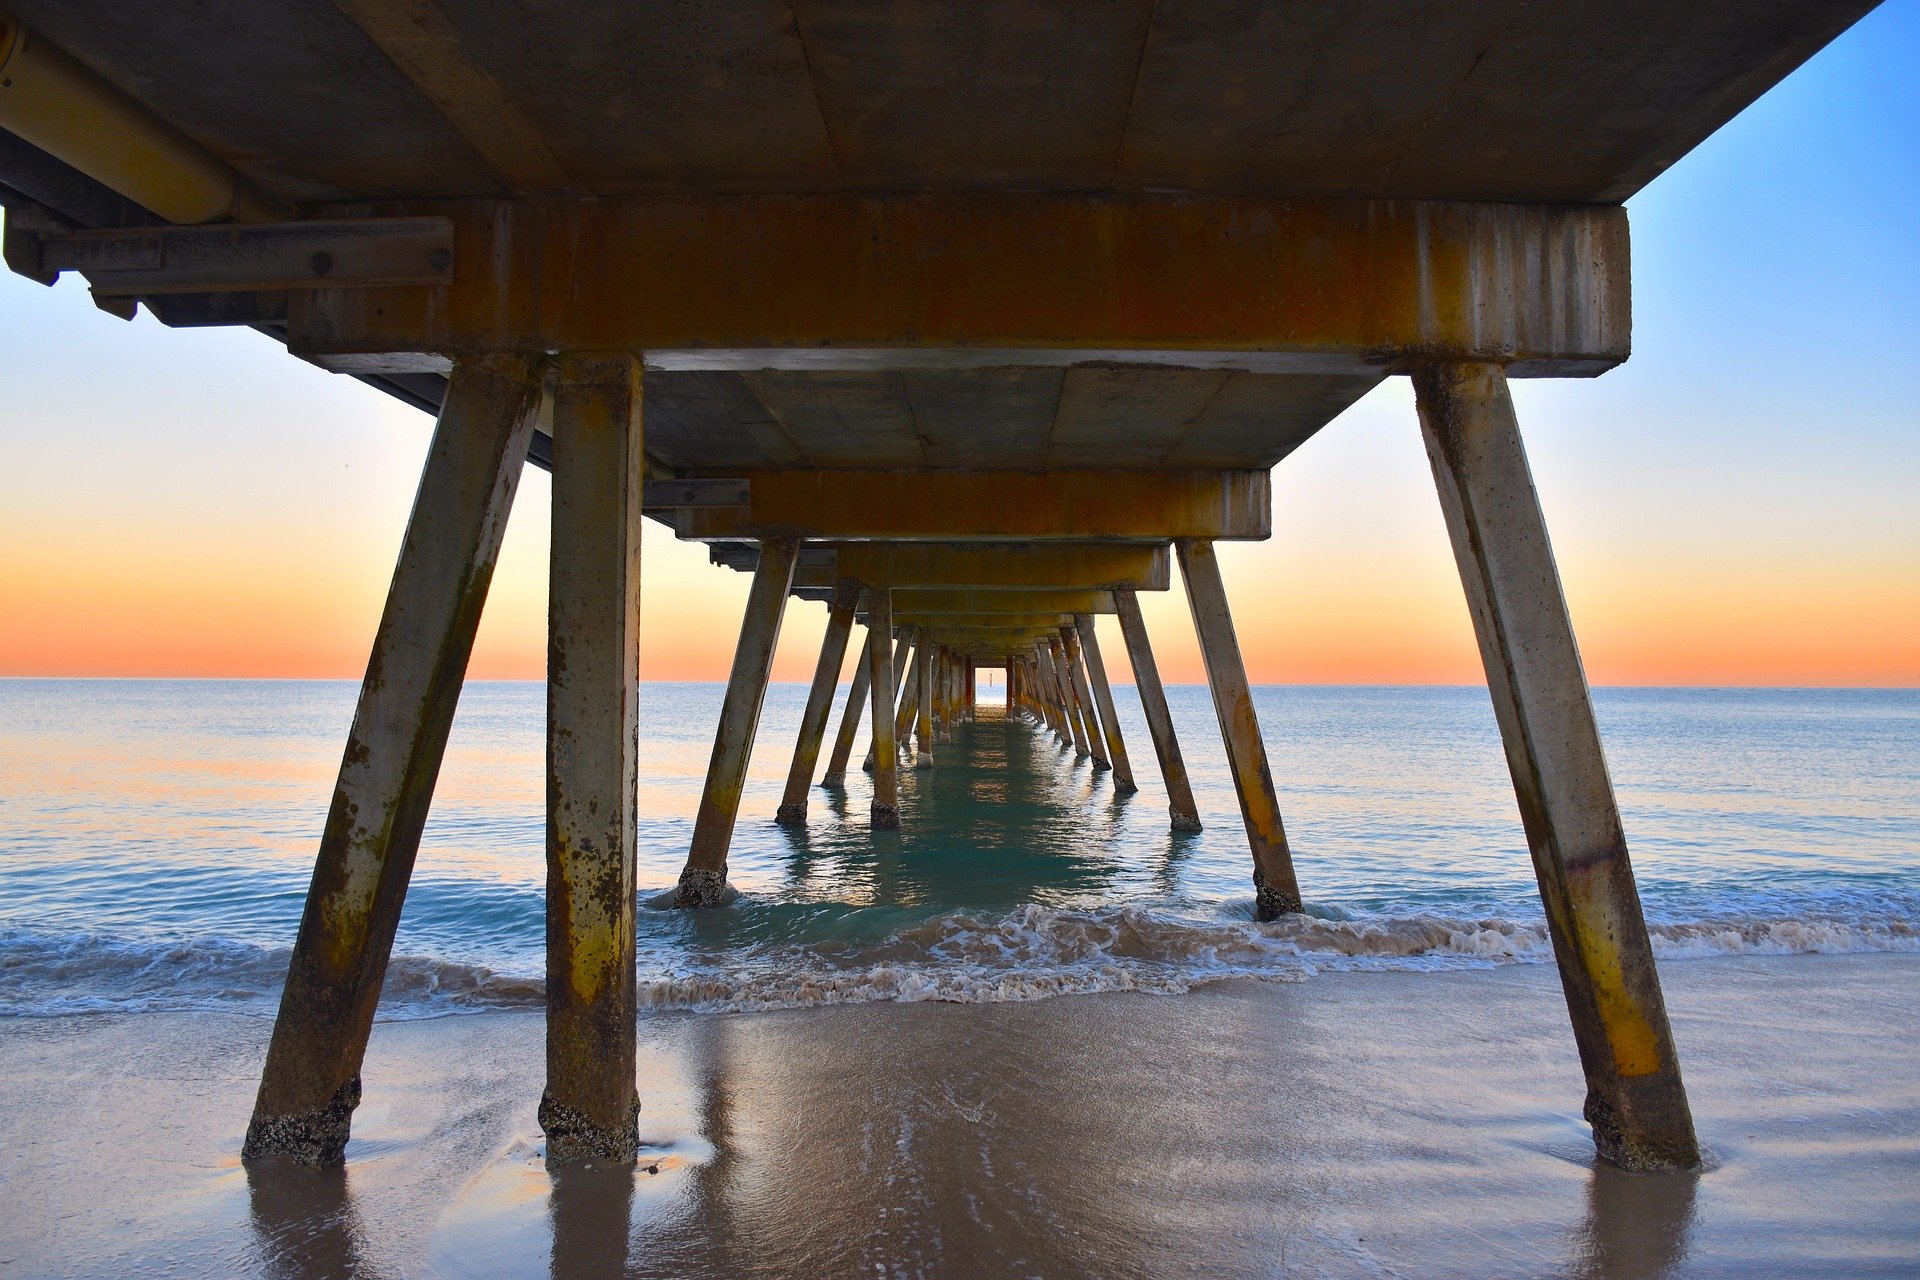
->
709;541;837;570
2;204;61;285
18;216;454;295
643;479;751;510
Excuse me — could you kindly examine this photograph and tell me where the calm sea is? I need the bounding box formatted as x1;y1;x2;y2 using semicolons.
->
1;680;1914;1018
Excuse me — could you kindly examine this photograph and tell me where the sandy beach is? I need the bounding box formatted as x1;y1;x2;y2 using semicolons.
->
2;952;1915;1278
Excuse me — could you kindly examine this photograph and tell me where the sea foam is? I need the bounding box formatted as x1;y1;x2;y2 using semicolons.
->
3;894;1914;1019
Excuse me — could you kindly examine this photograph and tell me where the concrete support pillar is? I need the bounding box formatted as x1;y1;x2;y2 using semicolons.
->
1114;589;1202;831
931;648;946;742
821;600;872;788
1063;625;1111;771
870;628;915;770
1047;644;1075;744
915;634;936;768
936;647;954;740
966;662;976;715
1178;538;1302;920
1070;644;1102;756
1058;635;1095;758
244;354;545;1165
1037;640;1074;746
1074;614;1135;791
866;592;901;828
1413;361;1698;1171
1067;637;1098;756
893;629;922;744
542;352;647;1164
674;537;800;906
776;581;859;824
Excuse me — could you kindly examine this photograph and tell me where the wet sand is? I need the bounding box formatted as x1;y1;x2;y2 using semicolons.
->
2;953;1916;1278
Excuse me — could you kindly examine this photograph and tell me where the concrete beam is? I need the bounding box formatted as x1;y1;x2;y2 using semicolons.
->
243;353;544;1165
920;625;1078;642
29;217;454;296
645;478;750;510
1413;361;1698;1171
888;589;1116;615
893;612;1075;630
543;352;645;1165
675;470;1268;542
829;543;1169;591
328;0;575;193
289;195;1628;377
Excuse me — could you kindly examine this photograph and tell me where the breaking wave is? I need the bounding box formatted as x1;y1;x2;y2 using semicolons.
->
0;927;540;1019
631;897;1920;1012
4;892;1915;1019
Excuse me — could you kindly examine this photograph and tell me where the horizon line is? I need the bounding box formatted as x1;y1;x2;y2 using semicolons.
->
2;675;1914;693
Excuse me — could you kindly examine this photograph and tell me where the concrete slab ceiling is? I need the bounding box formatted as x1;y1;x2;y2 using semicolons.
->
1;0;1877;489
643;366;1377;472
9;0;1876;205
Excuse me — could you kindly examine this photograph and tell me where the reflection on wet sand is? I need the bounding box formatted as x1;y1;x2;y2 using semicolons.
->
2;954;1896;1278
246;1160;383;1280
505;985;1708;1280
1574;1162;1700;1279
547;1164;633;1280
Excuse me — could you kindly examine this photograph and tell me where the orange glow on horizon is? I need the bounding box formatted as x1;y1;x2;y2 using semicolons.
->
1;292;1912;691
3;518;1913;687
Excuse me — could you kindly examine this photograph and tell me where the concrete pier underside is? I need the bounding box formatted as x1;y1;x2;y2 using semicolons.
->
1;0;1861;1178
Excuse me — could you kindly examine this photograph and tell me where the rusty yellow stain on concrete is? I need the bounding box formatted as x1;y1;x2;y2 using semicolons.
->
1571;893;1663;1077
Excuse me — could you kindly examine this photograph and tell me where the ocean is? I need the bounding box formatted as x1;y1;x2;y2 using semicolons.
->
2;679;1915;1021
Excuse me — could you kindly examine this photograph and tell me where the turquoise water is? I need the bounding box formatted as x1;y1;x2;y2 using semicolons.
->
1;680;1915;1016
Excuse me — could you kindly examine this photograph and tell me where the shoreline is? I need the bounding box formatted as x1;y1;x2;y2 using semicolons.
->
6;891;1915;1022
3;952;1916;1277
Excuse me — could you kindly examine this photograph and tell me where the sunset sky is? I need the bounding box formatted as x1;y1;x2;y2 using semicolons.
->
2;1;1915;688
